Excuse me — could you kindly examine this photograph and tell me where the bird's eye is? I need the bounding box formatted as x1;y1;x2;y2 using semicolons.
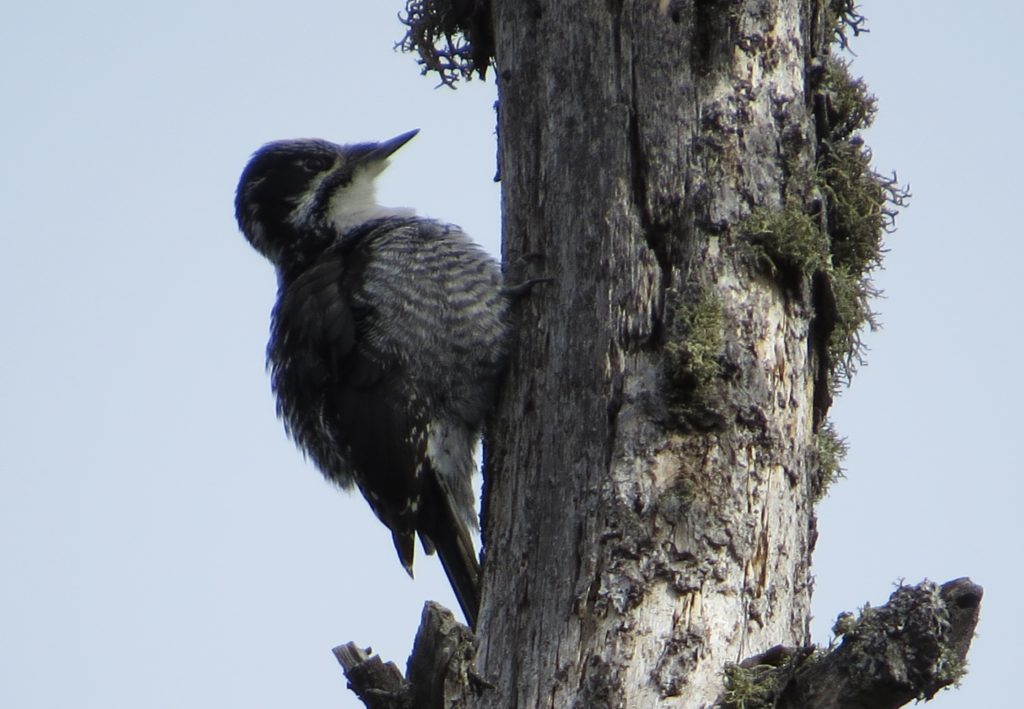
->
300;156;332;172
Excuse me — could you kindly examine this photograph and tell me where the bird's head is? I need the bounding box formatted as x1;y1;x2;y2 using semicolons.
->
235;129;419;269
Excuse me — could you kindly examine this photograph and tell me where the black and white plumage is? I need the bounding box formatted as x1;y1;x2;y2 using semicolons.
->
234;130;509;626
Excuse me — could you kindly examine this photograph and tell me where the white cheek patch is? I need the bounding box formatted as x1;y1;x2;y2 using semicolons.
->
327;171;379;230
327;168;416;234
283;163;417;235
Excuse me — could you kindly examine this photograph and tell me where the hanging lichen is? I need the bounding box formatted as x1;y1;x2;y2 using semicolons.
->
727;4;909;502
398;0;493;86
739;38;908;395
827;0;869;49
812;420;848;501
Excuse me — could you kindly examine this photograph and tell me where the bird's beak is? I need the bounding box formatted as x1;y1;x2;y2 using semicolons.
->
369;129;419;161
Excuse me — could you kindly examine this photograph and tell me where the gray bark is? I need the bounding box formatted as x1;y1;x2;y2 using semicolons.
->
479;1;820;705
725;578;983;709
336;579;981;707
336;1;981;707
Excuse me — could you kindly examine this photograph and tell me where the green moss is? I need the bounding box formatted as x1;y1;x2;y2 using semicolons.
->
740;56;906;396
719;663;783;709
819;56;877;142
831;582;968;697
812;419;848;500
814;58;909;392
821;143;886;273
731;44;906;503
719;581;971;707
718;650;825;709
817;57;901;277
665;289;728;429
827;265;878;386
740;206;828;281
666;289;724;390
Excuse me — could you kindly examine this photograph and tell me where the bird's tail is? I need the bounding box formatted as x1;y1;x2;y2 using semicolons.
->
420;471;481;628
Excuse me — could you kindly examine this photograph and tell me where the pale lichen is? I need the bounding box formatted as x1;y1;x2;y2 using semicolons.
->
812;419;847;500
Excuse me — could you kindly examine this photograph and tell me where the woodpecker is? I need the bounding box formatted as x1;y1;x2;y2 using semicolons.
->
235;130;509;626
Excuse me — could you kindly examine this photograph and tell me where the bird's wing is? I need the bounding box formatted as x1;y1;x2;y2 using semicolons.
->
275;221;486;625
272;254;357;374
278;240;425;558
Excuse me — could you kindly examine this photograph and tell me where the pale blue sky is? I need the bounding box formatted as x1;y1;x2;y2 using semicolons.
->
1;2;1019;707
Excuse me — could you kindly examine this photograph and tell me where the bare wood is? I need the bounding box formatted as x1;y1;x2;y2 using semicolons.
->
334;603;479;709
332;643;406;709
405;602;480;709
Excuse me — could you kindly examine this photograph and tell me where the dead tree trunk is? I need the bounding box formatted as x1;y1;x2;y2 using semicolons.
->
480;1;823;705
337;2;979;707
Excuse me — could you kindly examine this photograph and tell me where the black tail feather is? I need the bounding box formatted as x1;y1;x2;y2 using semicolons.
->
432;519;480;627
420;472;481;628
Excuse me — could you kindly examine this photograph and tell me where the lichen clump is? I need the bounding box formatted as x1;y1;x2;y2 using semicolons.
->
720;662;785;708
740;55;906;392
718;648;822;709
827;0;869;49
812;420;847;500
832;582;968;699
666;290;724;390
399;0;493;86
732;7;908;501
741;207;827;288
665;288;727;428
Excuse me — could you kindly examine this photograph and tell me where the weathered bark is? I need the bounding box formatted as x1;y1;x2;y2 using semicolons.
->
334;643;405;708
337;578;981;708
334;603;480;709
337;1;980;707
720;578;983;709
479;1;821;705
780;578;982;709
